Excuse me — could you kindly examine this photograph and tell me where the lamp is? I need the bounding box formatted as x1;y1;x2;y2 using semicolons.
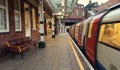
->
24;7;32;11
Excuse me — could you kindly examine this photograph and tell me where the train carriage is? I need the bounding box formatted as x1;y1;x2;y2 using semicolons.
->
85;4;120;69
77;22;84;48
74;23;80;43
96;7;120;70
68;27;72;36
70;24;76;39
68;3;120;70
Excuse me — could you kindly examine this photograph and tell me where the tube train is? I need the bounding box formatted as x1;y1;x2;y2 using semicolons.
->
68;3;120;70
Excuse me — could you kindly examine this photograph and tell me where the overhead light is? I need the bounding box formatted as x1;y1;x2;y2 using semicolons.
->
43;10;45;13
61;0;65;6
61;15;64;18
24;7;32;11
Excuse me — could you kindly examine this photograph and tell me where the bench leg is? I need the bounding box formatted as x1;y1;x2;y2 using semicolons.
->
21;52;23;59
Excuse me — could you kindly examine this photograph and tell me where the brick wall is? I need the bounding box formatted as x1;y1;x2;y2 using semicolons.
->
66;4;85;20
0;0;40;56
0;0;25;47
95;0;120;12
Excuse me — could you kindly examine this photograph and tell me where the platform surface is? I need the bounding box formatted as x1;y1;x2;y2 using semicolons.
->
0;33;80;70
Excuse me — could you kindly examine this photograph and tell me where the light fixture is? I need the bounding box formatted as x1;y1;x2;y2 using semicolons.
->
24;7;32;11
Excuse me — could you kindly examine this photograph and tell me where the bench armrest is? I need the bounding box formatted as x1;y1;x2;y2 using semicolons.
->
8;46;21;52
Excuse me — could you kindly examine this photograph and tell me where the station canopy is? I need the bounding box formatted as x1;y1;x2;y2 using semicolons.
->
45;0;77;16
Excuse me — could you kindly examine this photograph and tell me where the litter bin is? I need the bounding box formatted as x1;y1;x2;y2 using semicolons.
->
39;42;46;48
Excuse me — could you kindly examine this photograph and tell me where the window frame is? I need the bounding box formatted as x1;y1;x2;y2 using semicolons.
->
32;8;36;30
98;22;120;51
87;20;94;38
0;0;9;33
14;0;22;32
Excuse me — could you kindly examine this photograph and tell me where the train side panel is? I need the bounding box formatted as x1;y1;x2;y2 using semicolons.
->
97;43;120;70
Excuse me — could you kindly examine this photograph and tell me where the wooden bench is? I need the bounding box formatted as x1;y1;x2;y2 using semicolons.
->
6;37;37;59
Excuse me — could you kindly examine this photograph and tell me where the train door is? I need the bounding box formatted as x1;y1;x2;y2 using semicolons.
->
75;23;81;43
74;25;78;42
83;17;94;53
71;25;76;39
78;22;83;49
70;26;73;37
85;13;105;66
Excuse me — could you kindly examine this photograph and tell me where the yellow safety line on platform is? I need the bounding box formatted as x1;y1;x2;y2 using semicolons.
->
67;37;84;70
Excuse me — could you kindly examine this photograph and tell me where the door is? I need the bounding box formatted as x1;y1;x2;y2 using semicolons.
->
24;3;31;37
85;13;105;66
86;19;98;65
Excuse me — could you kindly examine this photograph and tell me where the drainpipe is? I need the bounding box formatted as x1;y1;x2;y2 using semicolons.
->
38;0;46;48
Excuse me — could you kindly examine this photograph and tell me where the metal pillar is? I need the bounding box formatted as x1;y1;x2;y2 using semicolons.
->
58;17;61;33
52;16;55;38
62;18;66;33
38;0;45;48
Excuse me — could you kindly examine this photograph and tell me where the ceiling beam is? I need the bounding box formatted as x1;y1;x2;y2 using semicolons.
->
43;0;53;17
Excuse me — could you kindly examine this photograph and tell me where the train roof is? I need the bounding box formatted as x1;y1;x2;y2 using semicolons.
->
76;22;81;26
84;15;95;24
101;7;120;23
76;21;85;26
108;3;120;10
94;3;120;16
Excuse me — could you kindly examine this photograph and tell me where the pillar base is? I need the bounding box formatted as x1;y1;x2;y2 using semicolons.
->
38;42;46;48
52;35;55;38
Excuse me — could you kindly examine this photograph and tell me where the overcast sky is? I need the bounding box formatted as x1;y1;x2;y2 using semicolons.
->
77;0;108;6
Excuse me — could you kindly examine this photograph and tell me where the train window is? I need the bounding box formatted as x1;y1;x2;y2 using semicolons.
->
99;23;120;49
88;21;94;38
75;26;79;33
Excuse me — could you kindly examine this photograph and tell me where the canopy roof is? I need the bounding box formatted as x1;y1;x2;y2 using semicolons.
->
46;0;77;15
27;0;77;17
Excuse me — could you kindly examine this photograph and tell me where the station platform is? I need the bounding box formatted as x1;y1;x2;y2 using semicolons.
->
0;33;93;70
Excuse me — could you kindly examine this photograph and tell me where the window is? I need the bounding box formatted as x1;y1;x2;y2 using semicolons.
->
14;0;22;31
32;8;36;30
0;0;9;32
80;24;83;34
76;11;78;16
75;5;77;8
99;23;120;49
82;12;84;16
81;5;84;8
88;21;94;38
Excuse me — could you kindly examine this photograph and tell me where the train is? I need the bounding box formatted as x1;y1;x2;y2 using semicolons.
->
68;3;120;70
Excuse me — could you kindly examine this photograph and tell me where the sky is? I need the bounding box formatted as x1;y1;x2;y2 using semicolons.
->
77;0;109;6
